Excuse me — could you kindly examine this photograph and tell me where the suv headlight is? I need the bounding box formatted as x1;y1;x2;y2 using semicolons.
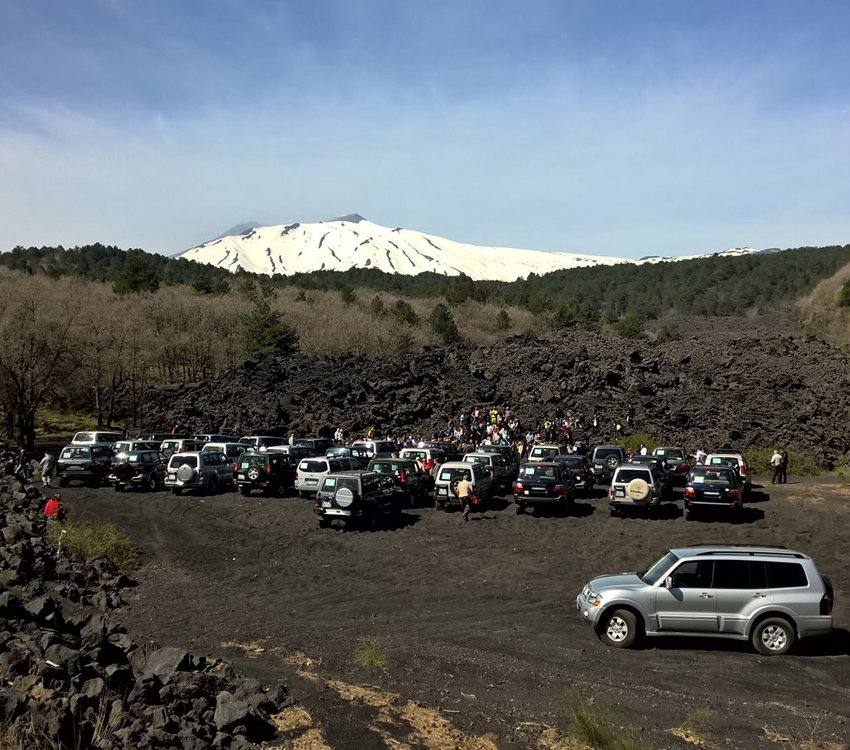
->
586;589;602;606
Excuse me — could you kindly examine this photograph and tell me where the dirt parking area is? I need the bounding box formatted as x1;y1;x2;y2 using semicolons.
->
58;477;850;750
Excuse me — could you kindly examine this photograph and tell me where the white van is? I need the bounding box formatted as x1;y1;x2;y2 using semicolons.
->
71;431;125;447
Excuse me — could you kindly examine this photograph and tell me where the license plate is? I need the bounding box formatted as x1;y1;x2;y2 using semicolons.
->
322;500;331;507
66;466;81;470
323;508;350;516
306;479;318;485
523;490;530;495
615;487;625;497
532;486;544;492
237;473;245;479
438;488;447;495
705;492;720;497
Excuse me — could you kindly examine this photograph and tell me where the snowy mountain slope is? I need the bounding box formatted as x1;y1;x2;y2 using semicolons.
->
179;216;628;282
178;215;762;282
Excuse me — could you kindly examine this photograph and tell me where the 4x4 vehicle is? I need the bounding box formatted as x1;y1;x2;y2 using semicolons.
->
399;447;445;465
591;445;628;484
112;440;161;455
238;436;286;451
626;455;672;495
266;445;314;461
474;444;519;471
109;450;167;492
552;455;594;495
608;465;664;516
367;458;431;504
235;451;295;496
433;462;493;512
57;445;113;486
706;453;752;496
194;433;238;444
463;452;513;490
71;431;124;447
202;442;246;461
513;462;575;515
160;438;205;458
296;438;335;455
652;447;691;485
326;445;374;467
295;456;360;497
352;440;399;459
528;444;563;462
576;545;834;655
684;466;743;520
165;451;235;495
314;471;405;529
136;432;178;443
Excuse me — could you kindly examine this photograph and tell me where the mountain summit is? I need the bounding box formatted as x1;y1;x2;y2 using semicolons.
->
178;217;627;281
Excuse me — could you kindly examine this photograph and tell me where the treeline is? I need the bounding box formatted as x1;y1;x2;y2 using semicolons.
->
3;242;850;322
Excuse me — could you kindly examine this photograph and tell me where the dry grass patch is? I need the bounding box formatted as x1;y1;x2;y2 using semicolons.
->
217;640;266;658
47;521;139;574
671;709;714;745
354;638;389;669
270;706;313;733
290;727;333;750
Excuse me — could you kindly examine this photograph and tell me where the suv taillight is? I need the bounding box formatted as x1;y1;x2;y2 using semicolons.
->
514;483;523;493
820;594;832;615
267;461;273;472
294;471;299;480
487;465;494;472
233;463;238;472
728;489;740;501
678;463;689;472
739;464;747;475
400;471;406;482
553;484;564;495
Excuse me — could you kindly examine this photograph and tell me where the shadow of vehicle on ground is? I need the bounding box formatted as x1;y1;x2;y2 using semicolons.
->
645;628;850;658
323;512;422;532
746;488;771;503
687;507;765;524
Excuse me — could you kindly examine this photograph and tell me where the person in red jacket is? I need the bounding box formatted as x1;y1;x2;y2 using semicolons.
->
44;494;66;522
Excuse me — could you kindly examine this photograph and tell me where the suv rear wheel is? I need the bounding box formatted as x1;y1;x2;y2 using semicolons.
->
752;616;795;656
146;475;157;492
598;608;641;649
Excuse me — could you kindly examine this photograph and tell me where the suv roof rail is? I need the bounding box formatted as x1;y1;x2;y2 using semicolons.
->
693;549;805;559
686;543;787;549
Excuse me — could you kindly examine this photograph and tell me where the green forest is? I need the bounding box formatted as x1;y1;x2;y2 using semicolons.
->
2;241;849;322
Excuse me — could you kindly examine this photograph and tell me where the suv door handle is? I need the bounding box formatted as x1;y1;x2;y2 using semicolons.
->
699;593;714;599
753;593;768;598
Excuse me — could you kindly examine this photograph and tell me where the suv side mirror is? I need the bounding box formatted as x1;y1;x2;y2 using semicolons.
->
664;576;673;590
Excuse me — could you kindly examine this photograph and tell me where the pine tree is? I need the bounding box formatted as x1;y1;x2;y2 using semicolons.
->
240;291;299;359
429;303;460;343
390;300;418;326
495;309;513;331
112;253;160;294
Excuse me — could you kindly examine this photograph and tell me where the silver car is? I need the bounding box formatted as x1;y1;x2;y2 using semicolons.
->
608;465;664;516
576;546;834;656
165;451;235;495
294;456;360;497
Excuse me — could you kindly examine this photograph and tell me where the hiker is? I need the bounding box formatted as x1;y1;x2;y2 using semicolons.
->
614;423;623;439
627;404;635;428
770;449;783;485
780;449;789;484
39;451;57;488
695;448;707;465
456;474;473;522
15;450;30;482
639;443;648;456
44;494;66;523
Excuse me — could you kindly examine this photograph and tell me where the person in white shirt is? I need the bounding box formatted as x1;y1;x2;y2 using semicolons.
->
771;449;783;484
695;449;707;465
639;443;648;456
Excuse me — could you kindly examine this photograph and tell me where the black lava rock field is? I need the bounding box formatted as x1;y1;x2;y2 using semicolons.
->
143;317;850;466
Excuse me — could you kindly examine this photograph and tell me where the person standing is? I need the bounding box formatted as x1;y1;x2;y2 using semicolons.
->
456;474;473;522
626;404;635;429
39;452;57;488
639;443;648;456
15;450;30;481
770;449;783;485
780;449;789;484
695;448;707;465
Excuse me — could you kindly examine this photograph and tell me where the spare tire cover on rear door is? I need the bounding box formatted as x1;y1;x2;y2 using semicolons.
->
626;478;650;501
176;464;196;483
115;462;135;480
335;487;355;507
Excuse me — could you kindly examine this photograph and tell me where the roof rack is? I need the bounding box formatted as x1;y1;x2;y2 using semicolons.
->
686;543;786;549
694;550;804;559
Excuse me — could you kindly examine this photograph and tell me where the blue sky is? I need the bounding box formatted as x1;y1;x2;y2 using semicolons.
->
1;0;849;258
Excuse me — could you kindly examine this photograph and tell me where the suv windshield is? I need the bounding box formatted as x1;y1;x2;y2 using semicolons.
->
613;468;652;483
169;456;197;469
641;551;679;585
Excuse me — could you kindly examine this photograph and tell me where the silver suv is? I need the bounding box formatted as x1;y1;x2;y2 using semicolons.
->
165;451;235;495
608;465;663;516
576;545;834;656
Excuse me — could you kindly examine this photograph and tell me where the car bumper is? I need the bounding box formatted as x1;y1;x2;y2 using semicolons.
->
575;592;603;628
609;498;660;508
685;500;742;509
515;494;566;504
295;481;321;492
59;469;101;479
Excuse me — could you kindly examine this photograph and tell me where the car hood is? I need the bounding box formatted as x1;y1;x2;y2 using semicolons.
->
588;573;645;592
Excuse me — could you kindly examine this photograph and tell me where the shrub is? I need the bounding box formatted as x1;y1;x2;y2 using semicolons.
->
429;303;461;344
611;313;646;339
744;446;822;476
353;639;388;669
564;689;646;750
47;521;140;574
495;309;513;331
612;432;658;454
390;299;418;326
339;286;357;305
654;323;681;342
369;295;386;319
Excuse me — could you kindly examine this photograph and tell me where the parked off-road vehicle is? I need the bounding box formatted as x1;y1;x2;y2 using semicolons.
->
591;445;628;484
109;450;166;492
314;470;405;529
433;462;494;512
165;451;234;495
235;451;295;497
57;444;113;487
513;462;575;515
367;458;431;504
608;464;664;516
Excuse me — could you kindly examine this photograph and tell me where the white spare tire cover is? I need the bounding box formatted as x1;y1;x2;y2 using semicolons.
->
627;478;650;501
176;464;195;483
335;487;355;508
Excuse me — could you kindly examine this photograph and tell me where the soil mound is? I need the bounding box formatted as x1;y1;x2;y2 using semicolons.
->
143;321;850;466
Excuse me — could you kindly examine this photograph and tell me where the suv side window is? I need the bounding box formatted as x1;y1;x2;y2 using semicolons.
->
713;560;749;589
767;562;808;588
670;561;713;588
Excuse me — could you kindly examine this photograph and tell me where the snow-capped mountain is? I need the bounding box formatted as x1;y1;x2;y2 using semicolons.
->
178;215;763;282
179;215;628;282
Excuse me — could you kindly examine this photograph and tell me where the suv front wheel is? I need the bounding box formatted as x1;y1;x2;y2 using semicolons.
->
598;608;641;649
752;617;795;656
